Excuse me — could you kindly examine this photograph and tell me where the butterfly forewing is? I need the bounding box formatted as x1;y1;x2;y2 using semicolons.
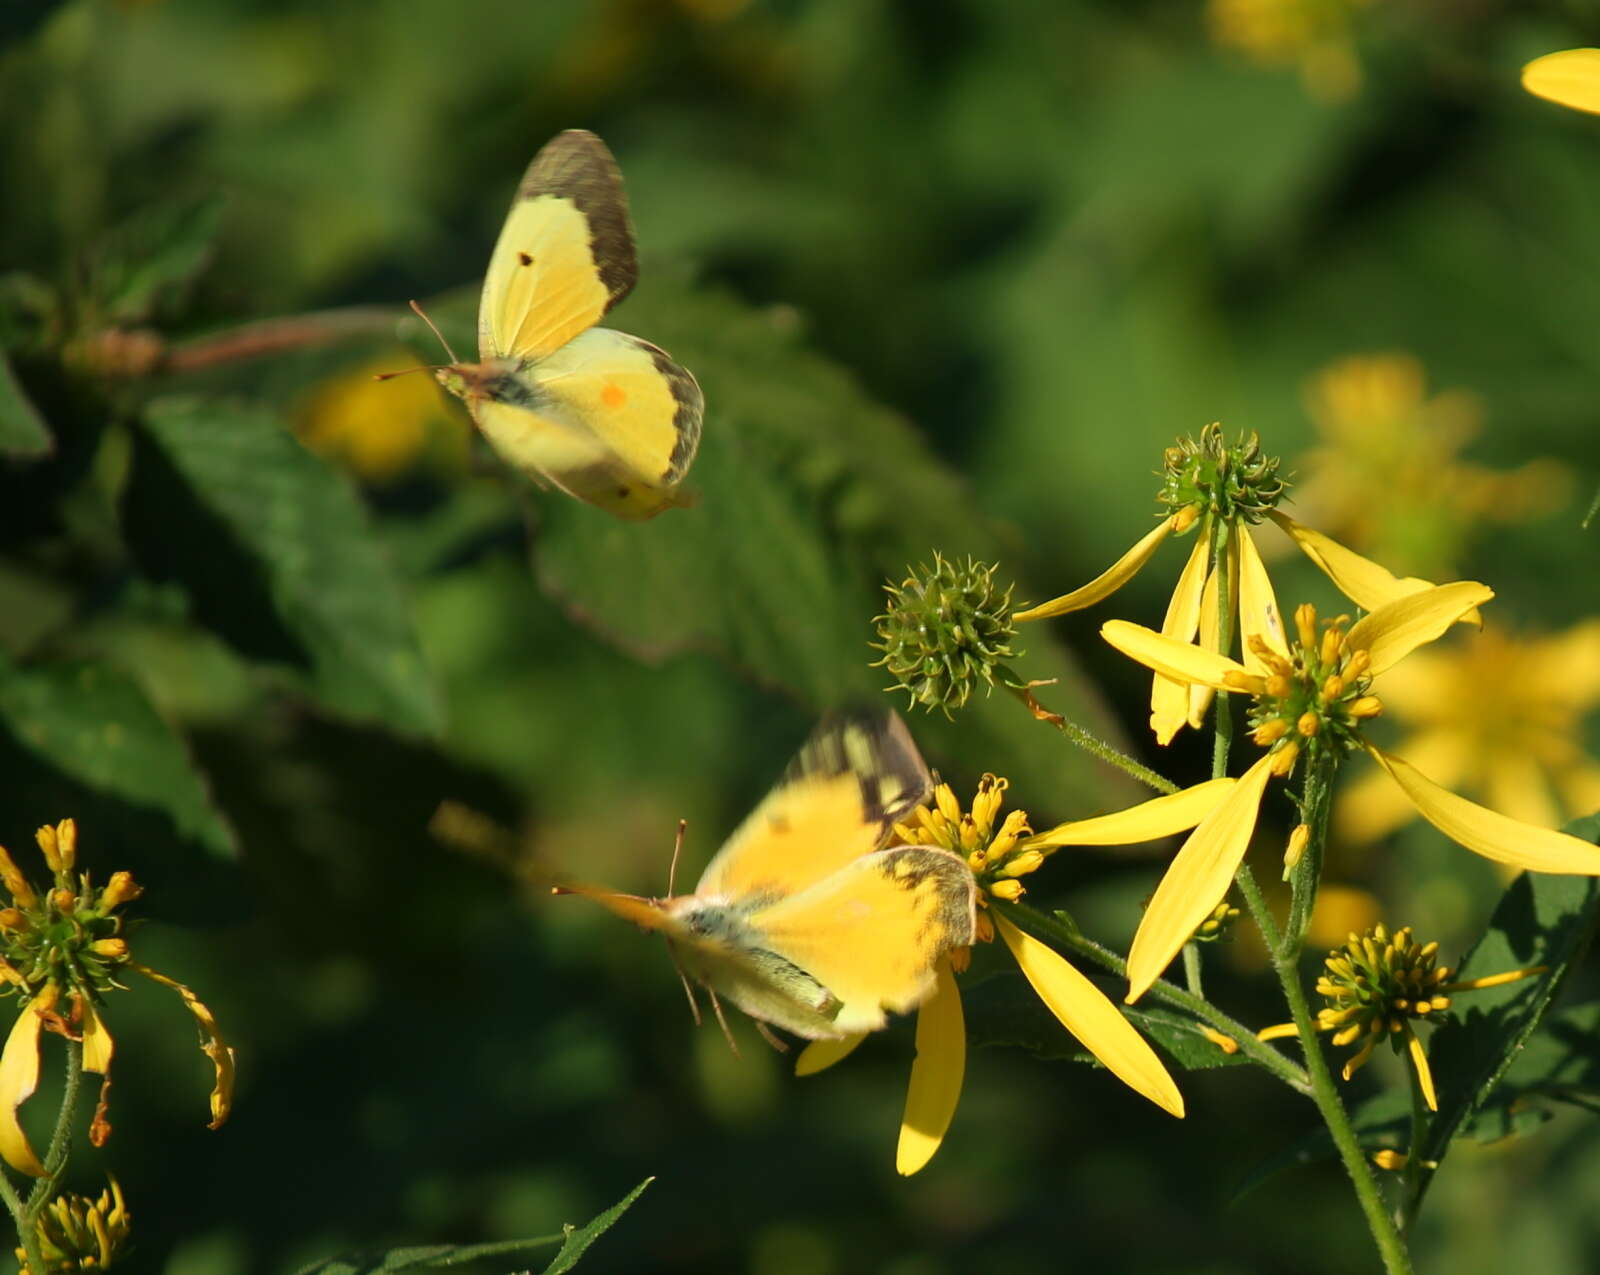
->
694;711;932;903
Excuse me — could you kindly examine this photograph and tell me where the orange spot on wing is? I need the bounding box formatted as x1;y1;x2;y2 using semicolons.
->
601;383;627;408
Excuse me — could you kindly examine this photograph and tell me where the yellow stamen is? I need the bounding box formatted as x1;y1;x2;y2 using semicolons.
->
1000;849;1044;878
1443;965;1547;992
100;872;143;911
1283;823;1310;871
1269;742;1300;776
1296;712;1320;737
1347;696;1383;718
1372;1149;1407;1171
989;879;1024;902
1295;604;1318;652
1253;718;1289;746
0;847;36;909
1257;1022;1298;1042
1199;1026;1239;1054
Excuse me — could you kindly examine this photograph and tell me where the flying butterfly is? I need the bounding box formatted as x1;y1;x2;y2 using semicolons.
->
421;130;703;519
561;710;977;1041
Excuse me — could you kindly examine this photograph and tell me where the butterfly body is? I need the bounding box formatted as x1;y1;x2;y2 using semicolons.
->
437;130;702;520
563;713;977;1040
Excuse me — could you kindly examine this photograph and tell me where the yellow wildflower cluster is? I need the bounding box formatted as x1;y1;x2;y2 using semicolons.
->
16;1179;130;1274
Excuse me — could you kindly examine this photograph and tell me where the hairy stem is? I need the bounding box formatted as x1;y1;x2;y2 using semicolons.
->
1002;674;1178;795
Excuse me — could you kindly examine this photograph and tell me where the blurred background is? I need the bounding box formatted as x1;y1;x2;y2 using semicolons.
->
2;0;1600;1271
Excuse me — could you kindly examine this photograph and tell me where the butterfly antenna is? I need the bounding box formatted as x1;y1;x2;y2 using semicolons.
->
707;989;740;1057
666;818;687;896
407;298;461;364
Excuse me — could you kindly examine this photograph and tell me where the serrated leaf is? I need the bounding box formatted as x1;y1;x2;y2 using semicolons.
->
97;194;226;324
0;349;49;456
1498;1001;1600;1100
125;397;440;734
0;655;235;858
288;1178;652;1275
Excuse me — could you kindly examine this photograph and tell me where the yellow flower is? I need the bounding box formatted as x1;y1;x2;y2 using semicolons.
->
296;352;468;483
1258;924;1544;1110
16;1177;131;1274
1101;588;1600;1002
1016;423;1464;745
1336;620;1600;846
795;777;1189;1175
1523;49;1600;116
1288;353;1568;580
0;820;235;1177
1206;0;1371;102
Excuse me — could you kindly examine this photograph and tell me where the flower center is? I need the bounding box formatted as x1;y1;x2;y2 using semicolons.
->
1159;422;1288;524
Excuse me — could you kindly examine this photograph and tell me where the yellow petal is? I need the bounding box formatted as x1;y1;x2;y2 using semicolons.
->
1269;512;1474;620
1406;1029;1438;1112
1126;754;1276;1003
994;913;1183;1117
0;987;57;1177
1103;620;1249;690
1523;49;1600;115
1367;746;1600;874
80;1002;115;1076
1014;516;1178;621
1028;778;1235;848
1150;535;1213;742
1236;526;1288;669
795;1033;867;1077
132;964;236;1129
896;958;965;1176
1187;558;1223;729
1345;581;1495;676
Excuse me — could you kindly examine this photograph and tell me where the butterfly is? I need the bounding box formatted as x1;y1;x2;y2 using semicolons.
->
561;710;977;1041
431;130;703;520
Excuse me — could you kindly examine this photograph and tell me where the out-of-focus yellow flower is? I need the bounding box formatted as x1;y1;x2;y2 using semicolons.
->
0;820;234;1177
1102;590;1600;1002
1523;49;1600;116
297;352;467;483
1335;620;1600;846
1018;423;1465;746
795;776;1186;1175
1258;924;1544;1109
1206;0;1372;102
1287;353;1569;580
16;1178;130;1274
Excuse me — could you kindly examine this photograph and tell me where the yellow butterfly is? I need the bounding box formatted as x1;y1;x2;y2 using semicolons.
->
562;711;977;1040
433;130;702;520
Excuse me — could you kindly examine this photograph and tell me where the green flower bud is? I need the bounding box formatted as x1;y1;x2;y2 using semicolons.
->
873;555;1019;716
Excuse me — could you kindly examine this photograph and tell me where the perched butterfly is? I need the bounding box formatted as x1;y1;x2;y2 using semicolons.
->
561;711;977;1040
430;130;703;519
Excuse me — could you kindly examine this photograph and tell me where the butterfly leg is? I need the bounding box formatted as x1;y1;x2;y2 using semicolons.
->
706;988;741;1057
753;1021;789;1054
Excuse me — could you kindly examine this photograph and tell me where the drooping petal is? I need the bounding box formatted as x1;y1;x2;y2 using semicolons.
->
896;958;965;1176
1027;778;1235;848
994;913;1183;1117
80;1001;115;1076
795;1033;867;1077
1103;620;1251;690
1406;1029;1438;1112
1269;512;1472;619
1236;526;1288;668
1187;558;1222;729
1345;581;1495;676
132;964;236;1129
1367;746;1600;875
1523;49;1600;115
1151;535;1211;743
1014;516;1178;621
0;986;57;1177
1126;754;1276;1003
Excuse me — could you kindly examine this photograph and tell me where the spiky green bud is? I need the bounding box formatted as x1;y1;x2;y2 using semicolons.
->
873;555;1020;716
1159;422;1287;523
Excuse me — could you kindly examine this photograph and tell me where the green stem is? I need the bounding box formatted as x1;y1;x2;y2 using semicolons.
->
158;306;405;375
0;1164;43;1275
1001;674;1178;795
1282;751;1335;957
1208;515;1235;783
1399;1041;1432;1233
28;1039;82;1210
1004;901;1311;1094
1270;925;1413;1274
1182;942;1203;997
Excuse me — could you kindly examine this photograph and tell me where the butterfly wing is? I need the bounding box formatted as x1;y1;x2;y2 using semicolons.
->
694;710;932;903
743;846;977;1035
470;327;702;519
479;130;638;363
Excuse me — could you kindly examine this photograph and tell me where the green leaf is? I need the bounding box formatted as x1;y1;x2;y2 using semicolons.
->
415;279;1136;807
288;1178;652;1275
1420;844;1600;1167
0;349;49;457
0;654;235;859
124;397;440;734
96;194;226;324
964;970;1247;1073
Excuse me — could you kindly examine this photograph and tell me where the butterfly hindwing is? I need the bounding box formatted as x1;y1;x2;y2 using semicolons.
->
479;130;638;363
745;846;977;1035
694;710;932;903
